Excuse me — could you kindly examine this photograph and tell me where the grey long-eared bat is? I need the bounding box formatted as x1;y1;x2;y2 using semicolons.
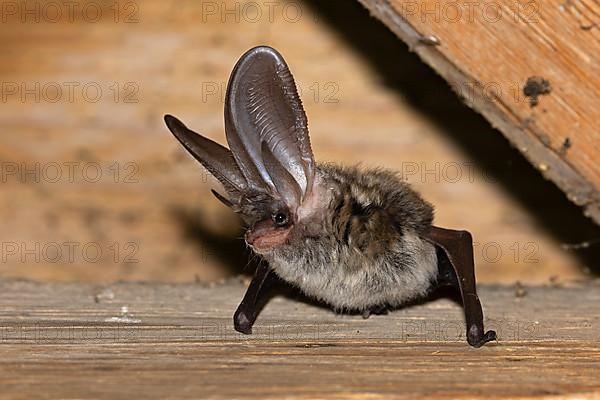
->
164;46;496;347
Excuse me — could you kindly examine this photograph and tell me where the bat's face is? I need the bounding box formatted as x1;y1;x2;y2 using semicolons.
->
244;208;294;252
244;172;328;254
240;195;296;253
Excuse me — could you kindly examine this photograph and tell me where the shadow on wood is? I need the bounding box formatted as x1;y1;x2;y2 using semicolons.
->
169;206;256;277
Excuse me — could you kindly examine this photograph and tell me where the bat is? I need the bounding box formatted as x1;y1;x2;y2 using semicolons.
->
164;46;496;347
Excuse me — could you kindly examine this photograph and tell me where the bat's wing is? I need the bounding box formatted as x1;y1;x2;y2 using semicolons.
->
423;226;497;347
225;46;316;208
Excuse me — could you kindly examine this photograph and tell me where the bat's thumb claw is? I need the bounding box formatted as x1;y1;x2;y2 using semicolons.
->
234;308;254;335
467;324;497;347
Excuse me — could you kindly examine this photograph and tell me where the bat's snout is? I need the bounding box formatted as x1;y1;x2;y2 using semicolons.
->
245;221;292;252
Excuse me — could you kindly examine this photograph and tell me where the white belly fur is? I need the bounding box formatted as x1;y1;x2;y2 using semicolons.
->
269;232;438;311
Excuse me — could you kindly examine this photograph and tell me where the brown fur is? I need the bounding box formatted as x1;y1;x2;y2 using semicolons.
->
261;163;438;312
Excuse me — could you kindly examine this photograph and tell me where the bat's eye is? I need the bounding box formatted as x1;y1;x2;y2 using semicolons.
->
272;212;289;227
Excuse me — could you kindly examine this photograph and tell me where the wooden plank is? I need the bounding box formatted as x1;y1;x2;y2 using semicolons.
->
356;0;600;224
0;279;599;399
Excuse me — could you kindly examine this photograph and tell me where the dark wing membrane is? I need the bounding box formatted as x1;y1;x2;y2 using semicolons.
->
423;226;497;347
164;114;247;197
225;46;315;205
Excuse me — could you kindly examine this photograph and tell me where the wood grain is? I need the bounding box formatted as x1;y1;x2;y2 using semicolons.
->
357;0;600;224
0;280;599;399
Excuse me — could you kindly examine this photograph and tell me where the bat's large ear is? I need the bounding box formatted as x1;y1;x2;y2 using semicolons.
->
224;46;316;209
164;114;247;200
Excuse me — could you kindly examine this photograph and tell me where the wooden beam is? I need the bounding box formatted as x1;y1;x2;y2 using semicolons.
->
356;0;600;225
0;279;599;398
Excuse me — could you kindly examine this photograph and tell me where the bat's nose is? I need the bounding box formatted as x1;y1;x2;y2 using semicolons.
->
244;221;291;252
244;229;258;245
245;220;271;246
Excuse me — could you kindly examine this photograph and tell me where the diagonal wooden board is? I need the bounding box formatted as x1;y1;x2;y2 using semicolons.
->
356;0;600;225
0;279;598;399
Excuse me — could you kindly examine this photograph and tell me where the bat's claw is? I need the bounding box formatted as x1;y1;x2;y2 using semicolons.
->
362;305;389;319
233;307;254;335
467;324;497;347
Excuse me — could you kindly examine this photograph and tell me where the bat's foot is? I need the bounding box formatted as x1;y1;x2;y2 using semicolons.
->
362;305;389;319
233;307;255;335
467;324;497;347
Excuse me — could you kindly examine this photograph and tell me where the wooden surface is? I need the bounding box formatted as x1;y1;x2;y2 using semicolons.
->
357;0;600;224
1;279;599;399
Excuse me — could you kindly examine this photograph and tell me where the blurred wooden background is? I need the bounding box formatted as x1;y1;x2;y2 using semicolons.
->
0;0;598;283
360;0;600;224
